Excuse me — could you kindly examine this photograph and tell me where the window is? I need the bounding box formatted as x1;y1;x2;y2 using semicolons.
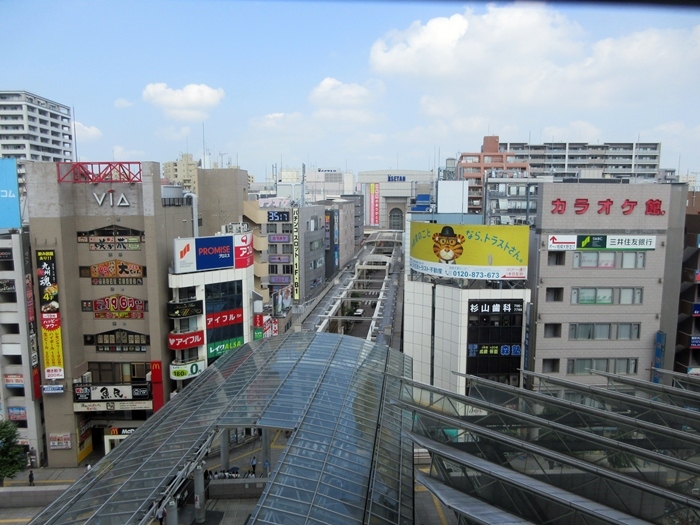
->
573;251;645;269
389;208;404;230
269;265;278;274
548;252;565;266
622;251;645;268
617;323;640;339
266;224;278;234
613;358;638;375
571;287;618;305
542;359;560;373
282;244;293;254
619;288;643;304
567;358;608;375
546;287;563;302
544;323;562;338
268;244;278;254
282;265;293;274
282;223;292;234
309;240;322;251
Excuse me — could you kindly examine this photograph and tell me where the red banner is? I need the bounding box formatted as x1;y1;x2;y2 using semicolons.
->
167;330;204;350
206;308;243;329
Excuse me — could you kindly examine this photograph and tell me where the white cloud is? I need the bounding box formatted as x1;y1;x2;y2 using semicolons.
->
541;121;602;143
74;122;102;141
142;83;225;121
114;98;133;108
112;145;146;161
369;4;700;112
309;78;382;107
155;126;191;141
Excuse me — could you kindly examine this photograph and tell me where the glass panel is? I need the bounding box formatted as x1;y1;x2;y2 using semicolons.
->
620;288;633;304
577;324;593;339
594;324;610;339
580;252;598;267
592;359;608;372
596;288;612;304
622;252;636;268
578;288;595;304
598;252;615;268
618;323;631;339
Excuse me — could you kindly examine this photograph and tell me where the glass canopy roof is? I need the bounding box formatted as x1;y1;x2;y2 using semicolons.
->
29;332;414;525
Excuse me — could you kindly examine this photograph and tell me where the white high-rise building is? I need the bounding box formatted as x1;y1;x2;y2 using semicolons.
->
0;91;73;166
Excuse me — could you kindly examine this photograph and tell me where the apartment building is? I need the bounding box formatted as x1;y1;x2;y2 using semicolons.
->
162;153;199;193
500;139;662;180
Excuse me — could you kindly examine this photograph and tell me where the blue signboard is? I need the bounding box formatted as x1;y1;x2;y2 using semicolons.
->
0;159;21;229
694;304;700;316
195;236;234;271
653;331;666;383
691;335;700;349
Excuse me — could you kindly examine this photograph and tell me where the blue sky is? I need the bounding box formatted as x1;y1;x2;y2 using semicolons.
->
3;1;700;180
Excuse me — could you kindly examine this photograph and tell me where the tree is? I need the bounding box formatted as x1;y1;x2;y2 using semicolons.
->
0;420;26;487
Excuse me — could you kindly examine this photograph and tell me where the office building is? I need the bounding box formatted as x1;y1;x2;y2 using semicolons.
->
243;199;326;306
526;181;686;386
23;161;195;467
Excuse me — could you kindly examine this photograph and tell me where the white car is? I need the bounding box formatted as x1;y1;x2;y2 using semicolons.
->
353;309;364;316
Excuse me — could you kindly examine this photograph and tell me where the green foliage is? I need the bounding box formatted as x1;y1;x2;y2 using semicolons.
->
0;420;26;486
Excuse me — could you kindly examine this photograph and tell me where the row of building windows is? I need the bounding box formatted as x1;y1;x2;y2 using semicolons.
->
544;322;640;339
546;287;643;304
548;251;646;269
542;357;638;375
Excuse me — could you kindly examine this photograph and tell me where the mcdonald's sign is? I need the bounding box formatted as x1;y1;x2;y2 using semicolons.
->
150;361;162;383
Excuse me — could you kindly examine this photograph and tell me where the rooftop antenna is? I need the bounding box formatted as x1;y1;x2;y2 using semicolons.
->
202;123;206;169
72;106;78;162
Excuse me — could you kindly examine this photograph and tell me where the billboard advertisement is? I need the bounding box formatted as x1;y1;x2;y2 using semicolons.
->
0;158;21;229
548;234;656;251
173;235;235;274
167;330;205;350
293;208;300;300
370;183;380;226
170;359;207;380
273;284;294;316
234;233;254;268
36;250;65;379
409;223;529;280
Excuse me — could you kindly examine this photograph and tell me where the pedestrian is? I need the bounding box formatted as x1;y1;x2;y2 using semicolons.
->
28;470;35;486
156;506;165;525
250;456;257;475
86;464;92;473
264;459;270;477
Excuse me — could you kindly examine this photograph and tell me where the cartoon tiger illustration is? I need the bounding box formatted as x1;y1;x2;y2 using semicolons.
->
432;226;465;264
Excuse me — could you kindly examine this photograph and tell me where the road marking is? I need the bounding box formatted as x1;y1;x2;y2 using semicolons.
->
6;480;74;486
0;519;31;524
431;493;448;525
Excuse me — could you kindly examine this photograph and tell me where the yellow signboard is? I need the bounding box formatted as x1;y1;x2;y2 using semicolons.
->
409;223;529;280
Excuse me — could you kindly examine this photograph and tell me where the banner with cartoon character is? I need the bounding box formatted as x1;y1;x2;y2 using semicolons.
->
36;250;65;379
409;223;529;280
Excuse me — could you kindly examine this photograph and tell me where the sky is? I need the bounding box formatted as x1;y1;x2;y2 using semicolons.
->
3;1;700;181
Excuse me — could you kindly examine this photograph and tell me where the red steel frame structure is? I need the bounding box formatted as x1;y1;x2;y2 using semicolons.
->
57;162;142;183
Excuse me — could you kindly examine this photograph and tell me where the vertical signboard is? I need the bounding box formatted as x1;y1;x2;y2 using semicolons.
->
652;331;666;384
24;232;42;400
36;250;65;380
370;183;380;226
333;209;339;267
0;158;21;229
292;208;300;300
234;233;254;268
